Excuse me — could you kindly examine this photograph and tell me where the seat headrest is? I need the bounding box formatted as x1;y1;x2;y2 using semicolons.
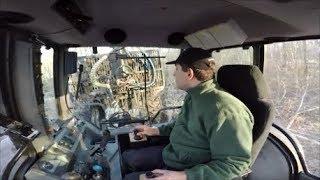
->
217;65;269;102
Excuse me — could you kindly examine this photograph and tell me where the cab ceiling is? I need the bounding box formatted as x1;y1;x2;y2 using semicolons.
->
1;0;320;47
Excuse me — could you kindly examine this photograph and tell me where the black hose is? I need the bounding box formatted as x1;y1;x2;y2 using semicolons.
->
75;64;84;100
140;52;156;88
65;76;72;113
144;57;150;121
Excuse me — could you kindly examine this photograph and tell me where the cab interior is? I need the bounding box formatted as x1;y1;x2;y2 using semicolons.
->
0;0;319;180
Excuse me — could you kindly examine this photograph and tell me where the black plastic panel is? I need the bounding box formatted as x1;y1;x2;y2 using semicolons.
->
64;51;77;75
0;87;6;115
247;139;292;180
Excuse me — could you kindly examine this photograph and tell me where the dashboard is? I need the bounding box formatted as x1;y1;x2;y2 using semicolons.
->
24;118;123;180
0;106;177;180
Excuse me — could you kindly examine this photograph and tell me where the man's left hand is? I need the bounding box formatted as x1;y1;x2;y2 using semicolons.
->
145;169;187;180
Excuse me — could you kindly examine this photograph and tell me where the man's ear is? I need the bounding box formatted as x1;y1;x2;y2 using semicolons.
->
187;68;195;80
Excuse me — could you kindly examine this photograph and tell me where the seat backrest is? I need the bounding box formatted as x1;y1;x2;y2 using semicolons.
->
217;65;274;164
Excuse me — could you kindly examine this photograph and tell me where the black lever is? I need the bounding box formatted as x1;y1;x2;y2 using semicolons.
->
99;129;111;150
133;129;143;140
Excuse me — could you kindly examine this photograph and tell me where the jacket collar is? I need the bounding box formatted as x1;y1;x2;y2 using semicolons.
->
186;79;216;96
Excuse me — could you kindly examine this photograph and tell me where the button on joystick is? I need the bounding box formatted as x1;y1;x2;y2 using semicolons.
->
133;129;142;140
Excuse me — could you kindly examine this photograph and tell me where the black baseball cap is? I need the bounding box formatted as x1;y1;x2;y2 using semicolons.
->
166;48;212;70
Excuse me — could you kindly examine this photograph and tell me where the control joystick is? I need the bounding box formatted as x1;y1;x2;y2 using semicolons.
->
133;129;142;140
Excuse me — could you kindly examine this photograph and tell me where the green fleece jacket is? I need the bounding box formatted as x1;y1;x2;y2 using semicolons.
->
158;79;253;180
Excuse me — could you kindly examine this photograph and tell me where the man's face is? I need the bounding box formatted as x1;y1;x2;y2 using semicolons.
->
173;64;191;90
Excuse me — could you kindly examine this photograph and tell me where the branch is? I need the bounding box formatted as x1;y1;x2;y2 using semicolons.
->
279;80;287;103
286;65;313;129
297;106;320;115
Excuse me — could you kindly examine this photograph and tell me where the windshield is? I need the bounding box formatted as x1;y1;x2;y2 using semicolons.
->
42;47;186;130
41;46;256;131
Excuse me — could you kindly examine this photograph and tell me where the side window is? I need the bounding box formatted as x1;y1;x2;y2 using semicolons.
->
153;48;184;124
211;47;253;67
40;46;59;121
264;40;320;176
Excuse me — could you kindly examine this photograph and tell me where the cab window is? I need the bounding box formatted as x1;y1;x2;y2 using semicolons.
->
264;40;320;176
40;46;59;121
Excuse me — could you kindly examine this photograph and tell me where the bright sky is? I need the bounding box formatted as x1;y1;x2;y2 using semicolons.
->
40;46;114;59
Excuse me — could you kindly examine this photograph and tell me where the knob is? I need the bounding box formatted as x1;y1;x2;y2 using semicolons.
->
40;161;53;170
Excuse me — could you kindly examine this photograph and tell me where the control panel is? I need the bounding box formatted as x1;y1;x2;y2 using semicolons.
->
24;118;122;180
53;119;86;153
25;119;87;179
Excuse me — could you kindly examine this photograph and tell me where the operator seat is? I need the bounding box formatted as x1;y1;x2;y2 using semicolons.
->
217;65;274;165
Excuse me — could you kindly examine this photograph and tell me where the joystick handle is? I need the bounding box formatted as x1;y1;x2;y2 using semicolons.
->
133;129;142;140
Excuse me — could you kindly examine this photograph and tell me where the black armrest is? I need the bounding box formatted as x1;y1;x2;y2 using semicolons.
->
147;136;170;146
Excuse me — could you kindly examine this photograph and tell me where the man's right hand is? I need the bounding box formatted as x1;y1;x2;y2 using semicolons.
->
134;124;160;137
